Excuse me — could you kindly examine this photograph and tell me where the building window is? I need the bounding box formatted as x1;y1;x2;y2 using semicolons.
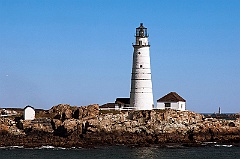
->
138;52;141;55
140;65;142;68
165;103;171;108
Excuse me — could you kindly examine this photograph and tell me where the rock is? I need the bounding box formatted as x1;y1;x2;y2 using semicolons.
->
63;119;82;134
0;124;9;135
64;109;73;119
52;119;62;129
21;118;54;133
1;108;240;147
124;121;131;128
229;122;235;127
49;104;74;120
73;104;99;120
0;118;24;135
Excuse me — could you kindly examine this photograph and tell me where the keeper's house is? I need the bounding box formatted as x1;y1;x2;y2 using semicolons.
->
156;92;186;111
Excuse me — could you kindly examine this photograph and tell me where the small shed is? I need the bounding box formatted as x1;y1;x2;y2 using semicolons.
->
24;105;35;120
115;98;130;109
156;92;186;111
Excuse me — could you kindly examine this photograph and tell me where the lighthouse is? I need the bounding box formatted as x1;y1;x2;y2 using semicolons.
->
130;23;154;110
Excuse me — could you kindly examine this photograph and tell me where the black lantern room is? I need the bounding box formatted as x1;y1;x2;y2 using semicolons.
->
135;23;148;37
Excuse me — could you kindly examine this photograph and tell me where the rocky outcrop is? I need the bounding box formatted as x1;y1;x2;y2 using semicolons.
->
49;104;75;120
0;118;24;135
20;118;54;134
48;104;99;120
72;104;99;120
51;119;83;137
0;105;240;148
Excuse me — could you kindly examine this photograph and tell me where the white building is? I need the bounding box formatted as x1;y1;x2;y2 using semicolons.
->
130;23;154;110
156;92;186;111
24;105;35;120
99;98;131;110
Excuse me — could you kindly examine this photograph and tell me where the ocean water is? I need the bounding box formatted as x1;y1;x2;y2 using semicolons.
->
0;145;239;159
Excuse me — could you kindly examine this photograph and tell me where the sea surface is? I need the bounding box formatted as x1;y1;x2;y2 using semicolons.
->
0;145;239;159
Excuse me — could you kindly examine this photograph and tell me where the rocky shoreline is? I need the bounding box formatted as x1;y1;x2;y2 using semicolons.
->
1;104;240;148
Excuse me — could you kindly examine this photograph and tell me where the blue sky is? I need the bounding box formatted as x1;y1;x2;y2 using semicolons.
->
0;0;239;113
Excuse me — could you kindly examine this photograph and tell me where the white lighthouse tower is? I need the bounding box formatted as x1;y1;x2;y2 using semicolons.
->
130;23;154;110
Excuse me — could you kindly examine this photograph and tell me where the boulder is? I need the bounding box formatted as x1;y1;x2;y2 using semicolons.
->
73;104;99;120
63;119;82;134
229;122;235;127
49;104;74;120
52;119;62;129
52;119;82;137
0;124;9;135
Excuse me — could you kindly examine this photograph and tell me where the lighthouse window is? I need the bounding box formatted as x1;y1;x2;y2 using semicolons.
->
140;65;142;68
138;52;141;55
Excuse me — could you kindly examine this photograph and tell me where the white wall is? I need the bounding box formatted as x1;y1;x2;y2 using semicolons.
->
130;37;154;110
24;107;35;120
156;103;165;109
170;102;179;110
156;102;186;111
178;101;186;111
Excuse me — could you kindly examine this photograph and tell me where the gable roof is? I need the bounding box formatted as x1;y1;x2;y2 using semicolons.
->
157;92;186;102
24;105;35;110
115;98;130;104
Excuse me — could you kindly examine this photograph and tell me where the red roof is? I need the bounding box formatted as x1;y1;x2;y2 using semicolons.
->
157;92;186;102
